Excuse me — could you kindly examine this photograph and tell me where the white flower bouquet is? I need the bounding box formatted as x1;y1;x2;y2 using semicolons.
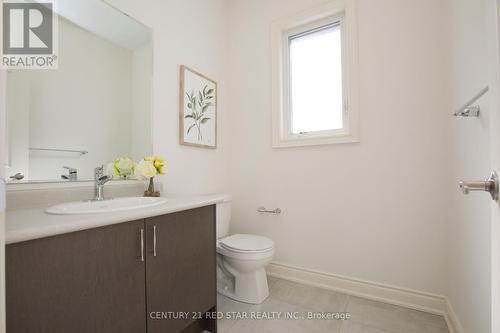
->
135;156;165;197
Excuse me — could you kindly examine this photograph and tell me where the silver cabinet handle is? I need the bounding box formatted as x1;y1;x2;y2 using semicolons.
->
140;228;145;262
153;225;158;257
460;171;499;201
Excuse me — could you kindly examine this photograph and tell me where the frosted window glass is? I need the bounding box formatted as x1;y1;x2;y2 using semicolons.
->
289;23;343;134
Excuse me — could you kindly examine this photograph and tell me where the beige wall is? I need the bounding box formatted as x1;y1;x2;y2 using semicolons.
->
446;0;495;332
108;0;230;195
226;0;449;295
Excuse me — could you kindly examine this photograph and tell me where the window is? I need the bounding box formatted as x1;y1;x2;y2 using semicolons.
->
289;21;344;135
272;1;359;147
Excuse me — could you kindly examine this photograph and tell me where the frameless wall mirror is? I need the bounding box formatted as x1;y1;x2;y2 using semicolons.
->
5;0;153;183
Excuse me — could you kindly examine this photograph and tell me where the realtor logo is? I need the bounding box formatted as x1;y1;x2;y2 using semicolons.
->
2;1;58;69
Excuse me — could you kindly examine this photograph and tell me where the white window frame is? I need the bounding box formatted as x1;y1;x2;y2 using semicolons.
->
271;0;360;148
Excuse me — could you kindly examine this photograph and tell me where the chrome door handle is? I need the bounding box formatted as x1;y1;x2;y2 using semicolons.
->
459;171;499;201
153;225;158;257
140;228;145;262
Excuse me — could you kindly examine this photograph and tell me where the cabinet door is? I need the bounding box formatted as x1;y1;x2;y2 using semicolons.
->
146;206;216;333
6;220;147;333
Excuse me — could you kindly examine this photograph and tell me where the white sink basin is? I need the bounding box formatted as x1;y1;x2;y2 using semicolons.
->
46;197;168;215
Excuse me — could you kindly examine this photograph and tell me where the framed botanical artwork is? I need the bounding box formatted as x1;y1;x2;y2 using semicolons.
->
179;65;217;149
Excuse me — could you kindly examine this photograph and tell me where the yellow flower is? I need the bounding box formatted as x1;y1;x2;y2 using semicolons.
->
143;155;165;174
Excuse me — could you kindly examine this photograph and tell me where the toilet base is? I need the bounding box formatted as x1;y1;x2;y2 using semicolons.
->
217;267;270;304
216;254;271;304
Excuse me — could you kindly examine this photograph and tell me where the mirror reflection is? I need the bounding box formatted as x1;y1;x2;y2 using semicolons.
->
6;0;153;183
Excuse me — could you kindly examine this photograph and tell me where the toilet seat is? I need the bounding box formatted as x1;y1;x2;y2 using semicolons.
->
220;234;274;254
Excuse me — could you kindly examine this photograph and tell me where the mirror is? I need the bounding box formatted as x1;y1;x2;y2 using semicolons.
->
5;0;152;183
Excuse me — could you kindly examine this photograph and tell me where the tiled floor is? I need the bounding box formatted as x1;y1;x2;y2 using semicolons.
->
217;277;450;333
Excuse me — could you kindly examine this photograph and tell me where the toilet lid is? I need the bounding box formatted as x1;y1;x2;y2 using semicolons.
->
220;234;274;253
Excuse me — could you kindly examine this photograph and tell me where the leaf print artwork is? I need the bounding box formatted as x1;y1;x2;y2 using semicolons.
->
185;85;214;141
180;65;217;149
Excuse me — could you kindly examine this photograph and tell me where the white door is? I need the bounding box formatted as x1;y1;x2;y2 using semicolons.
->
0;69;5;333
0;1;6;332
491;2;500;332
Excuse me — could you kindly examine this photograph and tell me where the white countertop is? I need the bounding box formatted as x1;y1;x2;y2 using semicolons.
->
6;194;226;244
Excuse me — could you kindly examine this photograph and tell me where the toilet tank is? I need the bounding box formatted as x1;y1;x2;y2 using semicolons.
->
216;195;232;239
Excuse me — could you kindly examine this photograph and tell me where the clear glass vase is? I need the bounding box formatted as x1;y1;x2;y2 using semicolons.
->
144;177;160;197
147;177;155;192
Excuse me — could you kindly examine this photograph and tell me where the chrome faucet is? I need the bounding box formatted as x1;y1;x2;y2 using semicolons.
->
61;166;78;181
94;166;112;201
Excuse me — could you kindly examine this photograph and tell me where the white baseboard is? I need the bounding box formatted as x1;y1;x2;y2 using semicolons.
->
444;300;464;333
267;262;447;315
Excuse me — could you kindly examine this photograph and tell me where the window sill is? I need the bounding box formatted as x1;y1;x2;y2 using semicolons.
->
272;134;360;148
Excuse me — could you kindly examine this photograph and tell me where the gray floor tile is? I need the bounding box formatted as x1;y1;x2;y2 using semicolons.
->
267;275;279;289
270;278;349;312
217;293;253;313
217;318;237;333
345;296;449;333
217;277;450;333
225;298;308;333
339;321;391;333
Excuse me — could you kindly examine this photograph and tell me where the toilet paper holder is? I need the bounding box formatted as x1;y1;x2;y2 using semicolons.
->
257;207;282;215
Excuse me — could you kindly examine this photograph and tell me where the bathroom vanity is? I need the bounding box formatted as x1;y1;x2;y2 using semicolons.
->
5;195;223;333
3;0;224;330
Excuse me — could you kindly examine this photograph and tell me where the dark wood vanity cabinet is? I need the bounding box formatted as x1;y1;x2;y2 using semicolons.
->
6;206;217;333
6;220;147;333
146;207;217;333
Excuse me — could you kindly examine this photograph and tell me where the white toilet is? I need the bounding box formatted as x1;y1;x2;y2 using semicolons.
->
216;197;274;304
